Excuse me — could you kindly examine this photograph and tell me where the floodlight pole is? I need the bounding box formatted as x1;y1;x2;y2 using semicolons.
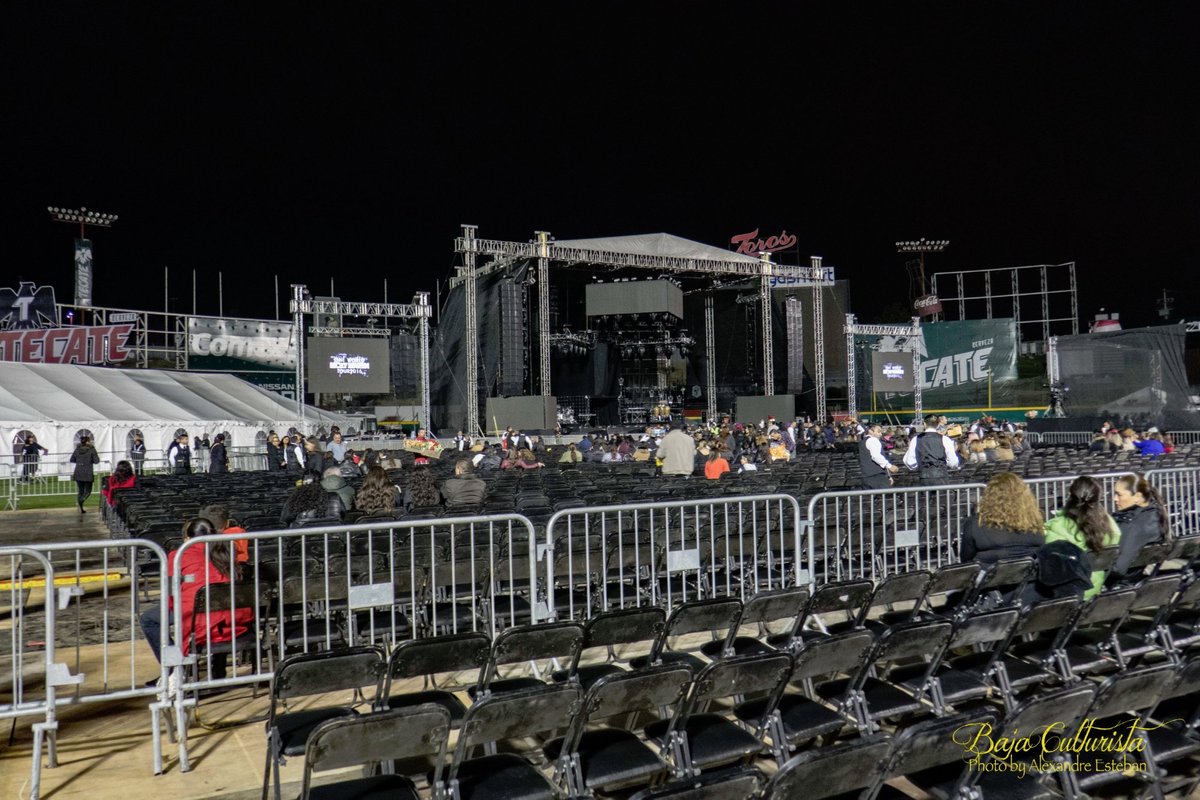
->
48;205;118;316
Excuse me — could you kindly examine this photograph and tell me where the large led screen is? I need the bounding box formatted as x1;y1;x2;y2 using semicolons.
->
871;351;913;391
306;337;391;394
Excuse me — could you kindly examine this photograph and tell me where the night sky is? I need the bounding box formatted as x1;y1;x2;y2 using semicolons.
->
5;3;1198;329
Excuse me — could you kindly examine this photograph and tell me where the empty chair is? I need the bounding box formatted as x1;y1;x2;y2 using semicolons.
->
553;606;665;689
699;586;809;659
761;735;893;800
1143;658;1200;797
735;629;875;760
768;579;875;649
646;651;793;777
626;766;765;800
299;704;451;800
841;569;931;631
866;711;998;800
262;646;386;800
1015;587;1138;681
382;631;490;728
631;597;742;671
441;683;583;800
473;620;584;698
817;618;953;733
546;664;693;795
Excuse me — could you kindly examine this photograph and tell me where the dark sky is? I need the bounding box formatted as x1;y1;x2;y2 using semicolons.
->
5;2;1199;328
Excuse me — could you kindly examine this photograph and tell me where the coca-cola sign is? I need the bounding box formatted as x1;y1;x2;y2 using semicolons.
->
731;228;798;255
914;294;943;318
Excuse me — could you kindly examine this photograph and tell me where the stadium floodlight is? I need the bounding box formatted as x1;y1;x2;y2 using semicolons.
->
896;237;950;296
48;205;119;237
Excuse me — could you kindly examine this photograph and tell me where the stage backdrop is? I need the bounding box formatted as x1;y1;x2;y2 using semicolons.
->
867;318;1018;411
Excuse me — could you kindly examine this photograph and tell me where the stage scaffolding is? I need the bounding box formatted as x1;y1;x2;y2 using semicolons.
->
453;225;835;436
844;314;924;422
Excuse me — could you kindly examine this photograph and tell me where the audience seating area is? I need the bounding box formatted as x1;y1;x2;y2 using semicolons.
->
256;541;1200;799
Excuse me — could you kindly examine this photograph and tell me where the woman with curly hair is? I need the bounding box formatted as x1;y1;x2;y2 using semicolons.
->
402;465;442;511
960;472;1045;563
355;465;401;513
280;470;344;526
1044;475;1121;599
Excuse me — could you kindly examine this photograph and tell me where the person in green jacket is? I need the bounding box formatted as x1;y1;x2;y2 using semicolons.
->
1043;475;1122;599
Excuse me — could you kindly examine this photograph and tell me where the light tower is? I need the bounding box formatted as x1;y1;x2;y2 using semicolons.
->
895;238;949;296
48;205;118;308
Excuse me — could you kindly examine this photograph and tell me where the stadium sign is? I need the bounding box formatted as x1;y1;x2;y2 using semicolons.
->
731;228;798;255
0;324;134;364
186;317;296;371
914;293;943;318
0;282;59;330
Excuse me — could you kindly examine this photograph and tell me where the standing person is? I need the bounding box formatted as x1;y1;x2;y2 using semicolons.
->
1109;473;1171;582
70;435;100;513
265;433;285;472
130;434;147;476
1044;476;1122;600
195;434;211;474
859;423;899;490
452;430;471;451
903;414;961;486
326;431;347;464
302;436;324;473
658;420;696;476
167;433;192;475
285;435;304;475
20;434;48;482
209;433;229;474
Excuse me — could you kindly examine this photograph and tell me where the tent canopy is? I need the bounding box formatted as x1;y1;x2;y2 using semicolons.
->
0;362;348;457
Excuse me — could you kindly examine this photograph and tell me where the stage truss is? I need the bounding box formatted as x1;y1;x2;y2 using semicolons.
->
453;225;834;435
844;314;924;421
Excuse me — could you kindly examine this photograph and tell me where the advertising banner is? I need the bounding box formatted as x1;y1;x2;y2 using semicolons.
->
187;317;296;371
870;318;1018;408
233;371;298;400
0;324;133;364
0;282;59;329
74;239;94;307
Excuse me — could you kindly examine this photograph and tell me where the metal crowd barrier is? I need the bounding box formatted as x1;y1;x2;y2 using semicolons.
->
805;484;986;585
1149;467;1200;537
168;513;538;771
1;547;76;800
1169;431;1200;446
1031;432;1093;446
542;494;806;621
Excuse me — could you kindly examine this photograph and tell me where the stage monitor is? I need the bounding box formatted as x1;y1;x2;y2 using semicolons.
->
586;280;683;320
871;352;912;391
306;337;391;394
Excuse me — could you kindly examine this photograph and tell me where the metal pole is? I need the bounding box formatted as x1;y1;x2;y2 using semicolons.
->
811;256;826;422
536;231;552;397
911;316;923;422
291;284;307;431
461;225;480;437
274;274;279;320
759;253;774;396
417;292;431;430
218;272;224;318
383;278;388;305
705;293;717;423
845;313;857;419
192;269;197;316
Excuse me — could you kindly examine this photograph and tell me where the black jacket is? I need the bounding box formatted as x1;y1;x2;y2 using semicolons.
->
1111;502;1168;579
960;514;1043;563
210;442;228;473
266;442;285;471
280;487;345;526
70;444;100;482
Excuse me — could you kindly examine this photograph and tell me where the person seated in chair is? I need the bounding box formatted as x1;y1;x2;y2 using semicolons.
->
441;458;487;508
960;473;1044;564
280;470;345;526
321;466;356;512
355;465;402;513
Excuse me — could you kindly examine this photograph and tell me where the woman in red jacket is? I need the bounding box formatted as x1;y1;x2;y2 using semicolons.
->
140;517;253;690
101;460;137;506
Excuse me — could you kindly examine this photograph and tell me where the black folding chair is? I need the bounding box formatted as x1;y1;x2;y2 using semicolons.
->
552;606;665;689
472;620;584;698
626;766;764;800
262;646;386;800
299;704;451;800
698;586;809;659
631;597;742;671
761;735;893;800
440;683;583;800
381;631;490;728
547;664;693;796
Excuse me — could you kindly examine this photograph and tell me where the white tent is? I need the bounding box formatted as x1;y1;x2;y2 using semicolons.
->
0;362;351;459
552;232;763;265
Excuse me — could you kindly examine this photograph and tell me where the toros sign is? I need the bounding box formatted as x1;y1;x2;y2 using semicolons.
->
730;228;798;255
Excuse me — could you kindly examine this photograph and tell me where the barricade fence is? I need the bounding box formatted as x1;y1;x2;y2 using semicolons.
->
805;484;985;585
541;494;805;622
1169;431;1200;445
1030;432;1092;446
1026;472;1130;523
1;548;67;800
1148;467;1200;538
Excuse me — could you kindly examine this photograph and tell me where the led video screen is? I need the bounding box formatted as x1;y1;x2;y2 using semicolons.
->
306;337;391;394
871;351;912;391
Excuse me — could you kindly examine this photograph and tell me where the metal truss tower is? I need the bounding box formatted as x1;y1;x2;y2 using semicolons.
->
811;256;826;421
536;231;552;396
843;314;924;422
705;294;717;422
